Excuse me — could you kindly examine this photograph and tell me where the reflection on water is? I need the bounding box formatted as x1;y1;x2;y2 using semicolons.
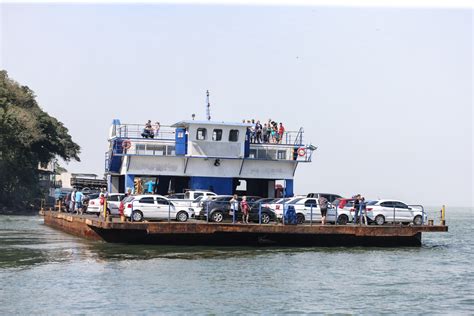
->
0;210;473;314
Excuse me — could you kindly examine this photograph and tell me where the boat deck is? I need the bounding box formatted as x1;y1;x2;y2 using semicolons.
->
43;211;448;247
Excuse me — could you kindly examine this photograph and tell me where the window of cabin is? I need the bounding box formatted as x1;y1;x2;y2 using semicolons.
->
229;129;239;142
212;129;223;141
196;128;207;140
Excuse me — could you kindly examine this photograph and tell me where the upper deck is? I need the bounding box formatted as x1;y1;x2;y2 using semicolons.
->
106;120;316;167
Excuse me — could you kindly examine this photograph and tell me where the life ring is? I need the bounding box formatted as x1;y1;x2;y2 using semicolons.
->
122;139;131;150
297;147;306;157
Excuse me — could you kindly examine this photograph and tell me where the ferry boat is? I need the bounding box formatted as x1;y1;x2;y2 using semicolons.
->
104;119;316;197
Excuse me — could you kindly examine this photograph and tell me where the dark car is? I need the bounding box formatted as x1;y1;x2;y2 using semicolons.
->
199;195;276;224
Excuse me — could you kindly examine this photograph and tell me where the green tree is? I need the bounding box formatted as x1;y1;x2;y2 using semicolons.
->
0;70;80;207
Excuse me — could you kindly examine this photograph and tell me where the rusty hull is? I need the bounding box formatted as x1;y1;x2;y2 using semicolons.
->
43;211;448;247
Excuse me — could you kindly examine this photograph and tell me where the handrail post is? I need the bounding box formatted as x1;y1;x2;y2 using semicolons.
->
310;204;313;226
168;202;171;223
393;206;395;225
335;205;338;225
206;202;209;223
441;205;446;226
259;203;262;225
232;201;236;224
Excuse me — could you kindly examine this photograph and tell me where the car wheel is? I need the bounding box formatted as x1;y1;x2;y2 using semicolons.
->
176;211;189;222
261;213;271;224
375;215;385;225
211;211;224;223
132;210;143;222
413;215;423;226
337;214;349;225
296;213;305;224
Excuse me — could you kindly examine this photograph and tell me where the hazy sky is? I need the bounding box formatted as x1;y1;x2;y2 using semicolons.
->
1;3;472;207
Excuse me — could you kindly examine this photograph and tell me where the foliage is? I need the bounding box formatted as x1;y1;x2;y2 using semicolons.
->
0;70;80;207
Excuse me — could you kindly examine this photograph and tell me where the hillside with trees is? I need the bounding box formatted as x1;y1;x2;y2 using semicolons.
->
0;70;80;209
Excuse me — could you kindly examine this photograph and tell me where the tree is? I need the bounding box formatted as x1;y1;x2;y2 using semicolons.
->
0;70;80;207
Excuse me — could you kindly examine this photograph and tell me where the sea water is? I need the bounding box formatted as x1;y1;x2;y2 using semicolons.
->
0;208;472;314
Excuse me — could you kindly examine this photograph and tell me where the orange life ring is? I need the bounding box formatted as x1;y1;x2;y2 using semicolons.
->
122;140;131;150
297;147;306;157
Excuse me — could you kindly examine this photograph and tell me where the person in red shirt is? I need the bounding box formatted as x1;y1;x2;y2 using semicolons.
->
278;122;285;144
240;196;250;224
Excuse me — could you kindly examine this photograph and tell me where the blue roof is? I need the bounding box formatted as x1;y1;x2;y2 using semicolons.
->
171;120;253;128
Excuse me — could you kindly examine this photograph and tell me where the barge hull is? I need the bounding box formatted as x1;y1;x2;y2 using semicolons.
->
44;212;448;247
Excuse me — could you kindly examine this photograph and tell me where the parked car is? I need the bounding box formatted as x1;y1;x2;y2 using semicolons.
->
199;195;276;224
184;190;217;201
123;195;195;222
289;197;352;225
366;200;427;225
271;197;306;219
306;193;342;203
87;193;126;216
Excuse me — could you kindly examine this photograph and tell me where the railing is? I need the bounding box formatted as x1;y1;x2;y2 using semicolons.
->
248;130;304;146
112;124;176;140
111;123;304;146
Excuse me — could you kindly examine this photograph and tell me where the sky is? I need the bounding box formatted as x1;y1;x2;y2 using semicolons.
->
1;2;472;207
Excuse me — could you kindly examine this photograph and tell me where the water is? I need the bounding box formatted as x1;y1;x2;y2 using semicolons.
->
0;208;472;314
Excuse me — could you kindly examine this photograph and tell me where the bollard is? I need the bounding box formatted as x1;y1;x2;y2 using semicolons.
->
440;205;446;226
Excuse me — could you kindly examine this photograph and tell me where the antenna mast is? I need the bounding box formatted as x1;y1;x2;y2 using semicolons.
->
206;90;211;121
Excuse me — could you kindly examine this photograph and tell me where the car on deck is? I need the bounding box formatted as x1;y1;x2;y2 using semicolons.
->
87;193;125;216
289;197;352;225
199;195;276;224
366;199;427;225
123;195;195;222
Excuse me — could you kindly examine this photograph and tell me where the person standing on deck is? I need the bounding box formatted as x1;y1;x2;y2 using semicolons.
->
70;189;76;214
240;196;250;224
255;120;263;143
75;190;84;215
154;122;160;138
353;195;360;224
230;194;239;224
318;196;328;225
359;196;367;225
278;122;285;144
262;123;268;143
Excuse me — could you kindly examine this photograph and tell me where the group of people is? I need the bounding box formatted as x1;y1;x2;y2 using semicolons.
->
141;120;161;139
352;194;368;225
230;195;250;224
64;189;85;214
244;119;286;144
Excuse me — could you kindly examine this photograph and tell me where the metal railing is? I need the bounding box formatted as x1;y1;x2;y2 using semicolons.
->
113;124;177;140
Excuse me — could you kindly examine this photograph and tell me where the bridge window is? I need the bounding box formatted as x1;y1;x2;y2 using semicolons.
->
229;129;239;142
212;129;223;141
196;128;207;140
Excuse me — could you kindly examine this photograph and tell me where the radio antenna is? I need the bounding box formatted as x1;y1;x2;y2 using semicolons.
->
206;90;211;121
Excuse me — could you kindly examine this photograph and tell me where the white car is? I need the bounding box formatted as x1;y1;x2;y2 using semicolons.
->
366;199;427;225
87;193;125;216
272;197;305;219
289;197;352;225
123;194;195;222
